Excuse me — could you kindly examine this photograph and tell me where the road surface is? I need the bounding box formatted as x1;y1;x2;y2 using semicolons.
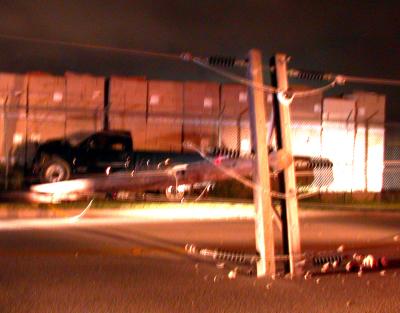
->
0;207;399;312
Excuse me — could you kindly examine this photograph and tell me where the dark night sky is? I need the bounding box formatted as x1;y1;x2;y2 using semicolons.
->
0;0;399;119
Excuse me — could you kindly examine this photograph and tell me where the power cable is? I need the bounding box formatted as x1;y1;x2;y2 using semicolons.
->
203;57;400;88
338;74;400;86
0;33;182;61
183;141;256;190
184;141;326;201
291;81;337;97
1;33;396;97
191;57;278;93
289;68;400;87
0;34;288;97
191;57;338;98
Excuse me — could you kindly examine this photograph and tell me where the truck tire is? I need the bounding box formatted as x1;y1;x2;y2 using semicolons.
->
40;157;71;183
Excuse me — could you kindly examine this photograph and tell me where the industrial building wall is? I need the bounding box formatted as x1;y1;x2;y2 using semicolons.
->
0;72;104;168
182;82;219;151
146;81;183;151
320;95;385;192
0;71;390;194
108;76;147;150
0;73;28;164
216;89;386;193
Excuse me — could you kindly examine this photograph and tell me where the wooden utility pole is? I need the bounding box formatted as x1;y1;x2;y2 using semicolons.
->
104;77;110;131
2;97;8;190
247;49;276;277
270;53;302;277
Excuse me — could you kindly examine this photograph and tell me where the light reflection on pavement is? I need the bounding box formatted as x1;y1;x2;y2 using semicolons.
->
0;204;255;231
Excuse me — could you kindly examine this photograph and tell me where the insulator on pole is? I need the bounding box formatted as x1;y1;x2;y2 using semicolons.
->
288;69;334;81
208;56;247;67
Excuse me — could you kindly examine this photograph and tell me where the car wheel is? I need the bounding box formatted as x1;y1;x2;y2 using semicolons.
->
40;157;71;183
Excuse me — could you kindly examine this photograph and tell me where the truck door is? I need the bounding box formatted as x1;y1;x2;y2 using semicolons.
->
104;136;131;171
76;133;130;173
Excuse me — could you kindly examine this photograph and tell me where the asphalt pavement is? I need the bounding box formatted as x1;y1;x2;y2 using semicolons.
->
0;207;399;312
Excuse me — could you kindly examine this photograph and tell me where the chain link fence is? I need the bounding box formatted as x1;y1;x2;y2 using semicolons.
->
0;107;396;202
0;75;394;204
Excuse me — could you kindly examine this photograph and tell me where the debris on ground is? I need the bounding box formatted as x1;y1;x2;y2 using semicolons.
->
216;262;225;269
213;275;222;282
228;269;237;280
304;271;312;280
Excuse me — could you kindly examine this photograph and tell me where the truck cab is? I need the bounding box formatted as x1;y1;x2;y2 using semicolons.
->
73;131;132;173
32;131;133;183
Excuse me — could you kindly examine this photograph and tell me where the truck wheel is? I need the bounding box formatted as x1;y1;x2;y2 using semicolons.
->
40;157;71;183
165;185;185;202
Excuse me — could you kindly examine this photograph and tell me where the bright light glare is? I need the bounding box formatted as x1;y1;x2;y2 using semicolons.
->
13;133;23;145
291;121;384;192
240;139;251;154
31;191;80;203
0;203;255;231
321;123;384;192
176;184;190;193
117;203;254;221
31;179;89;194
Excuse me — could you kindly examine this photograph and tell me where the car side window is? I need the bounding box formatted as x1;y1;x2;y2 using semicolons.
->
87;135;108;151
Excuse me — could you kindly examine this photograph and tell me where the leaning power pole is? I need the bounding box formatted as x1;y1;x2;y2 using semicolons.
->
270;53;302;277
247;49;276;277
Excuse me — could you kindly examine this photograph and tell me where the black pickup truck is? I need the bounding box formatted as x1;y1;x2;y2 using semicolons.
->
31;131;213;200
32;131;204;179
31;130;333;199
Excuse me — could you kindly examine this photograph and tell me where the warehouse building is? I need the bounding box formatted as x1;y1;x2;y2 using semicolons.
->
0;72;388;192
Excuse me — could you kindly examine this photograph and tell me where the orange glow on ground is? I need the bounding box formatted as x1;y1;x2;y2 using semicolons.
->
0;203;255;231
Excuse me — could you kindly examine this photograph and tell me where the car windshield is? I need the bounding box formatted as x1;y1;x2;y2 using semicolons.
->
66;132;93;146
